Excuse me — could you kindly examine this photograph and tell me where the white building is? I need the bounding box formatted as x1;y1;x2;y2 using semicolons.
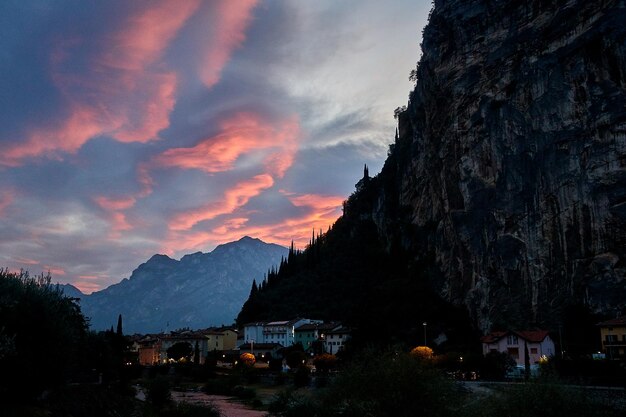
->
324;325;351;354
242;318;321;347
481;330;555;366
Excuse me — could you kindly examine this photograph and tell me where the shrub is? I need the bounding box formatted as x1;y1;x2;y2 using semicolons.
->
145;376;171;408
285;351;307;369
240;352;256;367
410;345;434;360
321;349;456;417
232;385;256;399
313;353;337;372
293;366;310;388
460;380;623;417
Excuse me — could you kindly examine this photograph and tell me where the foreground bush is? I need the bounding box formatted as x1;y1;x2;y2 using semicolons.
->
460;379;624;417
269;348;458;417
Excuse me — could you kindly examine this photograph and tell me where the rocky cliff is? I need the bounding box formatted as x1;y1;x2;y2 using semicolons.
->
365;0;626;331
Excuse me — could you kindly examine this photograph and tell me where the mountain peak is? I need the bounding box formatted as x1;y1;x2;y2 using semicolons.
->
79;237;289;333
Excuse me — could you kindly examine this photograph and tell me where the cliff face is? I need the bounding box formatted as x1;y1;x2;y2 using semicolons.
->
367;0;626;331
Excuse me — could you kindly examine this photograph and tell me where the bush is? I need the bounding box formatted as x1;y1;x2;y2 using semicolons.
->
145;376;171;408
312;354;337;372
321;349;456;417
44;384;136;417
232;385;256;399
461;380;623;417
293;366;310;388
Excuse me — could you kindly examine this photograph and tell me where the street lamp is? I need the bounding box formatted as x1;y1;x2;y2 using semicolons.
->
423;322;427;346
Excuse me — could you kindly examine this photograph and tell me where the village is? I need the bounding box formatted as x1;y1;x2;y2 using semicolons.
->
128;315;626;374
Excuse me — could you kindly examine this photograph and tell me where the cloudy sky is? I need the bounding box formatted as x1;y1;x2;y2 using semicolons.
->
0;0;431;293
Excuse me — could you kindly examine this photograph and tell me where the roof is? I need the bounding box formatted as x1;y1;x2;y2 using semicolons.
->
481;330;550;343
326;325;351;335
295;322;341;332
480;331;506;344
597;316;626;327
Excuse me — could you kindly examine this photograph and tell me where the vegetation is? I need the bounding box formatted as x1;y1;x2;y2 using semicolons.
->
0;269;89;402
268;348;625;417
237;197;478;352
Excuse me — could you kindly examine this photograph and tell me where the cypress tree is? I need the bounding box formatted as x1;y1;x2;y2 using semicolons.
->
116;314;123;336
249;279;258;298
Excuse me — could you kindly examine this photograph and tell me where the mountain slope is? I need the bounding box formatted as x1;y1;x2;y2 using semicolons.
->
239;0;626;337
80;237;287;333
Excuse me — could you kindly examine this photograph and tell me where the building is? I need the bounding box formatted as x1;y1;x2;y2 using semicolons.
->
137;327;239;365
138;336;162;365
242;318;322;347
205;328;238;352
324;325;351;354
597;316;626;359
481;330;555;366
295;322;341;353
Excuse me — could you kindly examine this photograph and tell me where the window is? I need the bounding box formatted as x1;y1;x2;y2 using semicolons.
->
507;335;518;345
606;335;618;343
530;348;538;354
507;347;519;359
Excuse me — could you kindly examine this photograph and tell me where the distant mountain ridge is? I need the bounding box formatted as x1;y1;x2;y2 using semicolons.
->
65;237;287;334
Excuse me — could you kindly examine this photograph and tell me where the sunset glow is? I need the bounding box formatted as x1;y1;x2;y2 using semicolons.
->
0;0;430;292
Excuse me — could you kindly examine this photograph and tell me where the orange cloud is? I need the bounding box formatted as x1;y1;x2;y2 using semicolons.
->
162;192;344;254
198;0;260;88
169;173;274;231
153;112;299;177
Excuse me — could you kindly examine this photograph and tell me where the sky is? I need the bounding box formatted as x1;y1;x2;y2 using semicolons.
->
0;0;431;293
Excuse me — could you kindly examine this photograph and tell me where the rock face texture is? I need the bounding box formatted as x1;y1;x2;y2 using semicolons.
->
367;0;626;331
74;237;287;334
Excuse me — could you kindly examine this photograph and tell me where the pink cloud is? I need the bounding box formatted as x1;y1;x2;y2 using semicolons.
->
43;266;66;276
169;173;274;231
0;1;200;166
78;275;99;280
94;195;135;235
162;192;344;254
15;257;40;266
153;112;299;177
73;281;102;294
197;0;260;88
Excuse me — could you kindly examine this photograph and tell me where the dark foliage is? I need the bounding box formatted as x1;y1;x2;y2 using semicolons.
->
0;269;89;402
237;186;478;350
167;342;193;362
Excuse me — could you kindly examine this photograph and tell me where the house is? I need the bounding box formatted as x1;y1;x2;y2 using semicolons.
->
137;327;239;365
295;322;341;353
242;318;322;347
481;330;555;366
597;316;626;359
241;321;267;347
138;336;162;365
205;328;238;352
324;325;351;354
